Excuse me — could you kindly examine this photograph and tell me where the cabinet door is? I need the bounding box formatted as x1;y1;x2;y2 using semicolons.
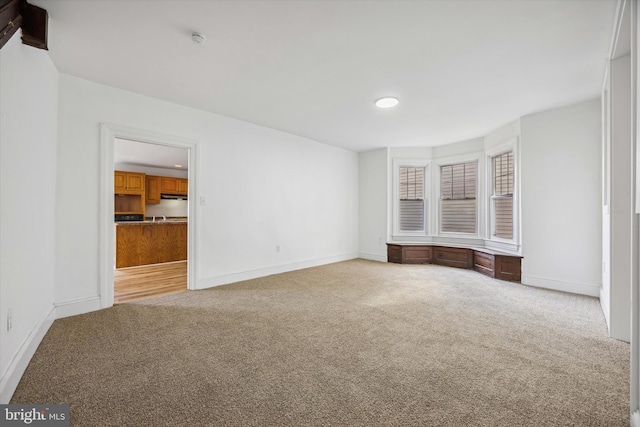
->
116;225;142;268
126;172;145;192
114;171;127;192
161;177;179;193
178;179;188;194
146;176;161;204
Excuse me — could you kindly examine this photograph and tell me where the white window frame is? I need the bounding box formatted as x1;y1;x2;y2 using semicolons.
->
392;159;429;237
485;138;519;249
434;153;483;238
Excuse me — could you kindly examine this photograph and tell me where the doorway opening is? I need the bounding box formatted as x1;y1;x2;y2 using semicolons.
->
113;138;190;303
100;124;198;308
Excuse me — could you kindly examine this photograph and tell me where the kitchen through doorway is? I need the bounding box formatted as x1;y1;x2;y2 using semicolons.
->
113;137;190;303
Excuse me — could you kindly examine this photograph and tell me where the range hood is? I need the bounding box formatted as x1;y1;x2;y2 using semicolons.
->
161;193;188;201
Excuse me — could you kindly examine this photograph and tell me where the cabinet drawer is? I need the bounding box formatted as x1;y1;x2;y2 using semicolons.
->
402;246;431;264
474;251;494;269
473;251;495;278
433;247;473;269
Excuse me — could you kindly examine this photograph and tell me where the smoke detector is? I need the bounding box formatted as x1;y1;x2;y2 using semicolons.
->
192;32;206;45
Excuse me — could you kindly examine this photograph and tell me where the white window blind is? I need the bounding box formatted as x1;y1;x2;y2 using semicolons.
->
440;162;477;233
399;167;425;231
492;151;514;239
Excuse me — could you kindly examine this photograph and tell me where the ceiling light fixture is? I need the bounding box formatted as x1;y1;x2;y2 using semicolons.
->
375;97;399;108
191;32;206;45
174;164;182;168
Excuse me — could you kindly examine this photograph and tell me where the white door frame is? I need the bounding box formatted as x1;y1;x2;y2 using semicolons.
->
99;123;199;308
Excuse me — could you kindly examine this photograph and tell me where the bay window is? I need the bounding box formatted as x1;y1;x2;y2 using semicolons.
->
491;151;514;239
399;166;425;232
440;161;477;234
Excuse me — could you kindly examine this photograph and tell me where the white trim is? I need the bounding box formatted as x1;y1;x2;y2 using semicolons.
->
358;252;387;262
521;274;600;297
430;236;485;248
99;124;199;309
632;0;640;419
54;296;102;319
0;305;55;404
391;158;430;237
197;253;358;289
484;239;520;254
432;152;485;239
612;0;630;60
485;137;520;247
600;285;611;334
391;234;434;243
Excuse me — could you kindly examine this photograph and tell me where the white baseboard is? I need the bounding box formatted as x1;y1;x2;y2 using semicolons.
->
197;253;359;289
599;286;611;334
521;274;600;297
54;296;102;319
0;305;55;404
632;410;640;427
358;252;387;262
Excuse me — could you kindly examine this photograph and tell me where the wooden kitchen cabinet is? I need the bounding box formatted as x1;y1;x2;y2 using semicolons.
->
178;178;188;194
161;177;179;193
115;171;145;194
116;222;187;268
146;175;161;204
161;177;188;195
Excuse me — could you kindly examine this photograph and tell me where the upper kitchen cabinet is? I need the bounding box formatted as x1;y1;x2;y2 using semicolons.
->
161;177;188;195
178;178;188;194
146;175;161;204
115;171;145;194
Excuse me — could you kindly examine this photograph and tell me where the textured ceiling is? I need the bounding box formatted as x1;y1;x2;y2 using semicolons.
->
34;0;616;152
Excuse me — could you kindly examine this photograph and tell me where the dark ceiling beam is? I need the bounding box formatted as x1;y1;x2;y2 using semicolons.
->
20;1;46;49
0;0;47;51
0;0;22;50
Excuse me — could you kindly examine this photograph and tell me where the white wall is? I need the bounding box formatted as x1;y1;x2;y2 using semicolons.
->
55;74;359;309
145;200;188;219
358;148;388;261
520;99;602;297
0;35;58;402
484;120;521;151
358;101;602;297
607;54;633;341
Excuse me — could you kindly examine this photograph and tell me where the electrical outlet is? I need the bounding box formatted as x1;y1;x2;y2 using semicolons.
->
200;196;207;206
7;309;12;332
378;237;383;244
276;245;281;253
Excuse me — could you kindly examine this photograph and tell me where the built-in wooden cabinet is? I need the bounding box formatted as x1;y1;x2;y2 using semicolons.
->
116;222;187;268
178;178;188;194
115;171;146;216
387;243;522;282
433;247;474;269
160;177;188;195
114;171;145;193
145;175;161;205
388;245;432;264
145;175;188;205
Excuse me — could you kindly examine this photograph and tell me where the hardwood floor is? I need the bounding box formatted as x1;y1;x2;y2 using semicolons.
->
114;261;187;304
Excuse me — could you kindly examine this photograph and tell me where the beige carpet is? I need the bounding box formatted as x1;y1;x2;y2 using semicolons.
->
11;259;629;426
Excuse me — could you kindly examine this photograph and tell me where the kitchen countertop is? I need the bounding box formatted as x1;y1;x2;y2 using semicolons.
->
115;219;188;225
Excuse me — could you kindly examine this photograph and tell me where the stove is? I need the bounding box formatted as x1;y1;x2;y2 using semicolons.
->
114;214;144;222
